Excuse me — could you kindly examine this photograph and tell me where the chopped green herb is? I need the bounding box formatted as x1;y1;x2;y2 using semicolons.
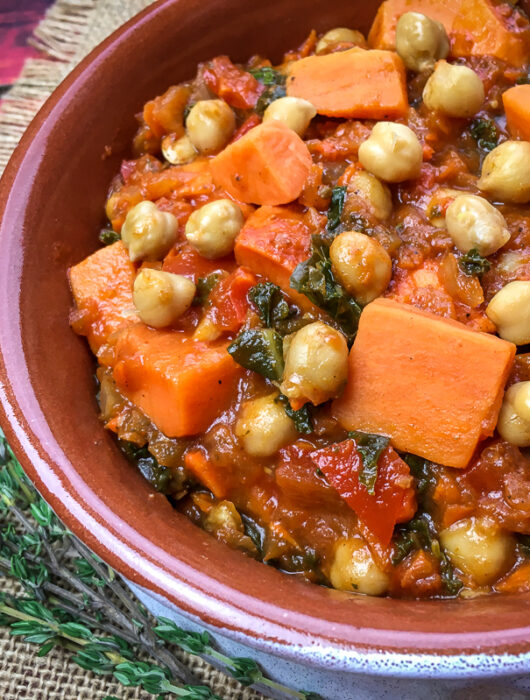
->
470;118;498;152
327;186;347;232
290;234;361;343
459;248;492;277
275;393;314;434
248;282;291;329
348;431;390;495
193;272;223;306
249;67;286;86
99;229;120;245
227;328;284;380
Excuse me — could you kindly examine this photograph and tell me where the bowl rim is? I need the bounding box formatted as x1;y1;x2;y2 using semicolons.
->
1;0;530;679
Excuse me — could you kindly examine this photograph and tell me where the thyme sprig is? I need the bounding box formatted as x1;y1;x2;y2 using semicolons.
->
0;430;319;699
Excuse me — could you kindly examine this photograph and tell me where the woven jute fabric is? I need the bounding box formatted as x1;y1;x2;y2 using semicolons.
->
0;1;264;697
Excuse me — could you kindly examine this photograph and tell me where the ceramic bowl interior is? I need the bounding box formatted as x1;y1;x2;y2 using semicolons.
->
1;0;530;670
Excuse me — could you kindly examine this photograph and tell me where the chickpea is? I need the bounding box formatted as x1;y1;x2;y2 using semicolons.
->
186;99;235;154
280;321;349;406
161;133;197;165
445;194;510;256
235;393;297;457
423;60;484;118
347;171;393;221
316;27;366;54
263;96;316;136
497;381;530;446
358;122;423;183
330;231;392;305
395;12;449;72
478;140;530;204
329;538;389;595
133;268;196;328
440;517;515;586
121;200;178;262
486;281;530;344
185;199;244;259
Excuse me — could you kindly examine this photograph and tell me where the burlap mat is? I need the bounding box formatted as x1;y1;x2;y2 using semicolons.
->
0;1;264;697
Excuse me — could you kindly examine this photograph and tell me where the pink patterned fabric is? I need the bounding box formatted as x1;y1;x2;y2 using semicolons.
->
0;1;53;88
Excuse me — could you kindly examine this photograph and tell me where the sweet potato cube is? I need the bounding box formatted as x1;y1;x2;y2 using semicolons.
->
333;298;516;469
452;0;530;67
503;85;530;141
234;206;313;311
286;48;408;119
368;0;463;49
69;241;137;353
210;121;312;206
113;325;242;437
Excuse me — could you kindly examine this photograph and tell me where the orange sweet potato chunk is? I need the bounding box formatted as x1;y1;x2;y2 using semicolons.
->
286;48;408;119
234;206;313;310
210;122;312;206
503;85;530;141
333;298;516;469
113;325;242;437
368;0;463;49
452;0;530;67
69;241;137;354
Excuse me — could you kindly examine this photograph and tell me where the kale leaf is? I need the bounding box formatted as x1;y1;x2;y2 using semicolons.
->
290;234;362;343
248;282;291;329
255;85;287;116
193;272;223;306
327;186;347;232
401;453;438;504
275;393;314;434
118;440;175;494
348;431;390;495
227;328;284;380
99;229;120;245
470;118;499;152
250;69;287;116
459;249;492;277
393;511;463;596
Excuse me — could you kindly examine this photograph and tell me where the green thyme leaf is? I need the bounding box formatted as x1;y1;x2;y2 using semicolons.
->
459;248;492;277
348;431;390;495
227;328;284;380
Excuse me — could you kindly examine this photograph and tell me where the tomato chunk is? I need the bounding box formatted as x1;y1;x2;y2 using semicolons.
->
208;267;257;332
310;439;416;547
203;56;265;109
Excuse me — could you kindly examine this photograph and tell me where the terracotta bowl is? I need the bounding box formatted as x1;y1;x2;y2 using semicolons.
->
1;0;530;696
